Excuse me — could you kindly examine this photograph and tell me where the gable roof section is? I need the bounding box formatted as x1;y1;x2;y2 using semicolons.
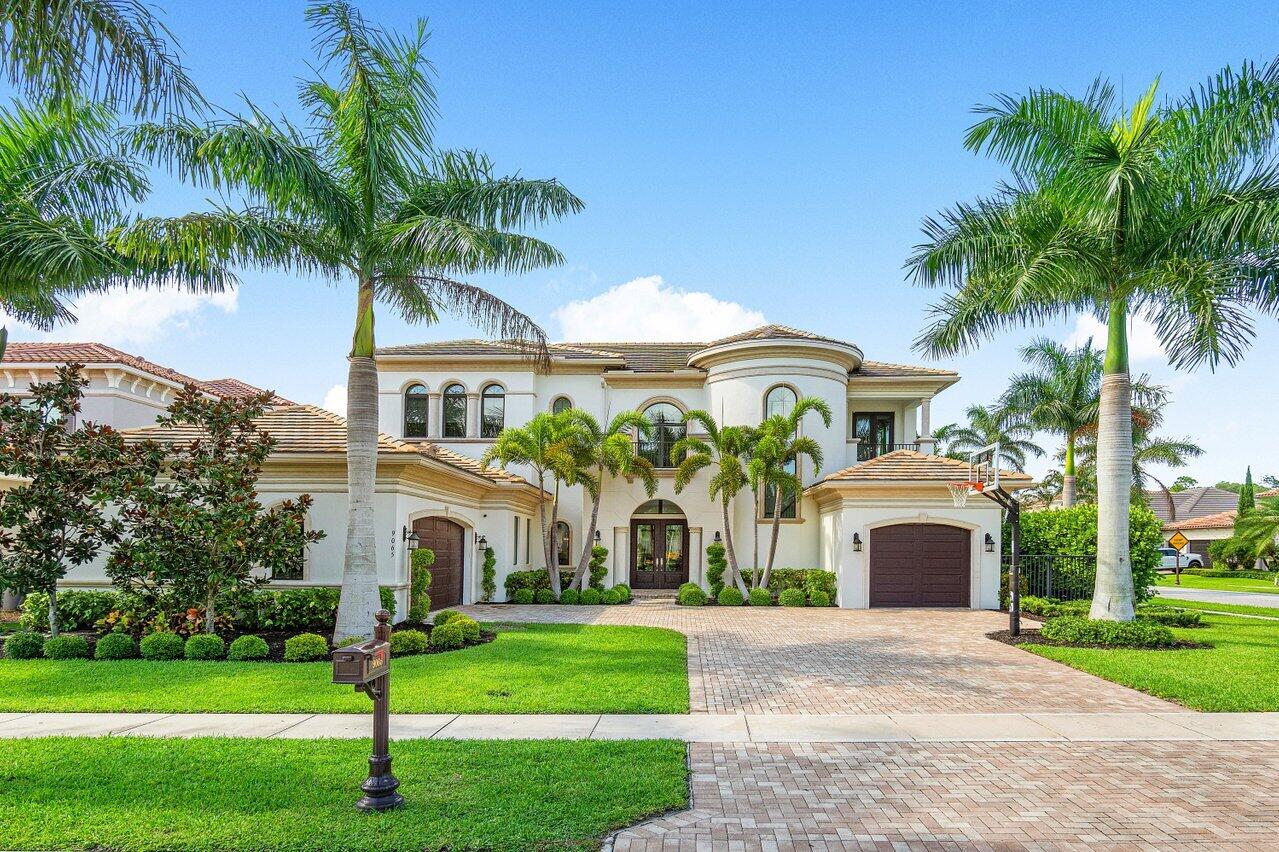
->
1164;509;1236;532
197;378;294;405
813;449;1033;487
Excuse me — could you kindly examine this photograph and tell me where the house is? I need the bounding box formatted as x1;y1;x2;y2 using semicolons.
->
1158;487;1279;567
1148;486;1240;525
10;327;1032;611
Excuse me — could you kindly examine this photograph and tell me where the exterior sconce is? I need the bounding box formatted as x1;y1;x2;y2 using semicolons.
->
477;534;487;550
851;533;862;552
401;526;420;550
594;529;602;544
713;531;722;543
985;533;995;553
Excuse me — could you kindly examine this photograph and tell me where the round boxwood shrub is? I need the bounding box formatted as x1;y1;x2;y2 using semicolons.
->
390;629;429;655
512;588;535;605
227;635;269;661
1039;616;1176;648
94;633;137;660
602;588;623;605
559;588;580;605
452;615;481;644
778;588;807;607
433;609;460;625
579;588;602;605
613;583;632;602
43;634;90;660
430;620;464;650
3;631;45;660
283;632;329;662
717;586;744;606
748;587;772;607
139;632;185;661
677;583;707;606
809;590;832;607
184;634;226;661
534;588;555;605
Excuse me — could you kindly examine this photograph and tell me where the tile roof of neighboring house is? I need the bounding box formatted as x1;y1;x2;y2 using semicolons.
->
1260;487;1279;499
814;449;1033;486
376;340;622;360
1148;486;1241;523
197;378;294;405
1164;509;1237;532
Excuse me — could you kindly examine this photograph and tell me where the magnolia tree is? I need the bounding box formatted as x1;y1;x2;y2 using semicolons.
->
107;387;323;633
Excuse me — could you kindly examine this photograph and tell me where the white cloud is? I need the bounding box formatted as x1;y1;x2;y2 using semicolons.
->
322;383;347;416
1;287;238;348
551;275;766;342
1066;312;1165;361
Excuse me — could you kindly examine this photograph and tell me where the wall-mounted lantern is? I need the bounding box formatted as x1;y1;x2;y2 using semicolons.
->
401;525;420;550
594;529;602;544
477;534;487;550
851;532;862;552
713;531;722;544
984;533;996;553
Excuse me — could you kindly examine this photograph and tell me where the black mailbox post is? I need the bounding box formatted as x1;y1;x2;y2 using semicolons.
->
332;609;403;811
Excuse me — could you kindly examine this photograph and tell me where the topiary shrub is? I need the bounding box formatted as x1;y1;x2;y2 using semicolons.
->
139;632;185;661
808;590;832;607
3;631;45;660
227;635;269;661
429;620;464;650
559;588;580;605
390;629;429;655
379;586;398;619
602;588;623;605
94;632;138;660
589;544;609;590
778;588;807;607
612;583;632;602
579;588;602;605
717;586;744;606
748;587;772;607
452;615;481;644
512;588;535;605
184;634;226;661
705;541;727;596
408;547;435;621
677;583;707;606
43;635;90;660
283;632;329;662
1039;616;1176;648
481;546;497;602
534;588;555;605
433;609;460;625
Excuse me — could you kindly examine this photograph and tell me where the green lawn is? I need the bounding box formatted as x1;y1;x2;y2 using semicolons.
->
1146;598;1279;618
1155;573;1279;594
0;623;689;714
1026;612;1279;711
0;737;688;852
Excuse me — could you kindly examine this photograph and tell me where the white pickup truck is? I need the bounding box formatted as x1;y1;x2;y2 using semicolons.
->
1159;546;1204;570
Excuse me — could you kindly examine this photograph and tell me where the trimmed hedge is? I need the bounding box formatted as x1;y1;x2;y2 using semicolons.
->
809;590;832;607
452;615;481;644
778;588;807;607
433;609;460;625
559;588;580;605
140;632;185;661
504;569;575;598
579;588;601;605
602;588;623;605
184;634;226;661
94;632;138;660
1039;616;1177;648
227;635;269;661
677;583;707;606
534;588;555;605
705;542;727;596
3;631;45;659
43;635;90;660
768;569;837;601
390;629;429;655
1180;568;1275;580
430;621;464;650
1139;608;1202;628
282;632;329;662
717;586;744;606
748;588;772;607
512;588;535;605
612;583;632;602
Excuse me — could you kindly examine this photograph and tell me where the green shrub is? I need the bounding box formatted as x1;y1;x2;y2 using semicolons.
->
94;632;137;660
452;615;481;644
768;569;838;601
1181;567;1275;579
139;632;185;661
430;621;464;650
3;631;45;659
717;586;744;606
390;629;429;655
408;548;435;621
1138;607;1203;628
231;587;340;632
778;588;807;607
809;590;832;607
21;590;123;632
705;542;727;596
227;635;269;661
504;569;575;598
43;635;90;659
282;632;329;662
677;583;707;606
534;588;555;605
184;634;226;661
512;588;535;605
433;609;460;625
602;588;623;605
379;586;397;618
612;583;631;602
748;587;772;606
1010;503;1162;601
481;546;497;602
559;588;580;605
589;544;609;591
1039;616;1176;648
580;588;602;605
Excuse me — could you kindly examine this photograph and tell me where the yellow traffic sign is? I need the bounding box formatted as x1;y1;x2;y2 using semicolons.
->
1168;530;1189;551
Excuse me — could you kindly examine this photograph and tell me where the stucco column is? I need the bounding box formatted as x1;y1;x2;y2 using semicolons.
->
690;527;704;586
465;393;480;438
427;392;441;438
920;397;932;437
613;526;628;587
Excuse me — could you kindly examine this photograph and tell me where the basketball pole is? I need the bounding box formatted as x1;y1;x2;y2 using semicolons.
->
1008;497;1020;637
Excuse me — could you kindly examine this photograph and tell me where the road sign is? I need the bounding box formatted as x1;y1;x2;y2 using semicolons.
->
1169;531;1189;551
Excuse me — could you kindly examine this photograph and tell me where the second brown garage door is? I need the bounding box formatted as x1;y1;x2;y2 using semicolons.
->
413;516;464;609
869;524;970;607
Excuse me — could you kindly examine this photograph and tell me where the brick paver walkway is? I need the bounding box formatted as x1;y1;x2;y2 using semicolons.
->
613;740;1279;850
458;600;1178;714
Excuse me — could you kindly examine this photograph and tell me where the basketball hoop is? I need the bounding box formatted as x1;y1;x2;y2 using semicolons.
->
947;481;984;507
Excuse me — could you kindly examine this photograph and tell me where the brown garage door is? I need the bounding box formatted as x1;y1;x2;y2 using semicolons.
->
413;517;464;609
870;524;970;607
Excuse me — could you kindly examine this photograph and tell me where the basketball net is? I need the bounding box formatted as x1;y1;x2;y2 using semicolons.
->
947;480;984;508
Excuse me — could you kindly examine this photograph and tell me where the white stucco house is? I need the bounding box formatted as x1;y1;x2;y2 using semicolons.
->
6;327;1031;613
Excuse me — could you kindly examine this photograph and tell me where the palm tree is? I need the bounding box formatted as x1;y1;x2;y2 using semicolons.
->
753;397;832;589
935;404;1043;472
1022;469;1065;510
909;62;1279;620
1003;338;1167;506
672;412;751;595
1235;497;1279;568
564;409;657;591
132;4;582;638
1075;423;1203;515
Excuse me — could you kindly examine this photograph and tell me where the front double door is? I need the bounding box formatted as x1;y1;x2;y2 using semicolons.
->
630;519;689;589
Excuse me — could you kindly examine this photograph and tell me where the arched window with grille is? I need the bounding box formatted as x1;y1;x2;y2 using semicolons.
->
763;385;800;519
555;520;571;567
403;383;428;438
442;383;467;438
481;383;505;438
551;396;572;415
640;402;685;468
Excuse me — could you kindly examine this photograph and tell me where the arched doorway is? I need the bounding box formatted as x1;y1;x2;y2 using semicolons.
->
413;516;465;609
630;499;689;589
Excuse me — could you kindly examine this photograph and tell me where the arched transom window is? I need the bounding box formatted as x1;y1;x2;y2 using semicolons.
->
640;402;685;469
442;383;467;438
481;383;505;438
404;383;428;438
764;385;797;420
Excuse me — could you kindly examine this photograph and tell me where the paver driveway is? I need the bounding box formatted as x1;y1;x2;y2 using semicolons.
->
458;600;1177;714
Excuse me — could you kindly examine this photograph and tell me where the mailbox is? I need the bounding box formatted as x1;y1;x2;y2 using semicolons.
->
332;640;391;685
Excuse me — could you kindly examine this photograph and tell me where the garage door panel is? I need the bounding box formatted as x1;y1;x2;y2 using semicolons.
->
412;517;464;610
870;524;970;607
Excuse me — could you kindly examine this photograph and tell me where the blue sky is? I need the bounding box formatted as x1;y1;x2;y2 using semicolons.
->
7;0;1279;485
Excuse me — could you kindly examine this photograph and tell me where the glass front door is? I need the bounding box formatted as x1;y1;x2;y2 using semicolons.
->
631;519;689;588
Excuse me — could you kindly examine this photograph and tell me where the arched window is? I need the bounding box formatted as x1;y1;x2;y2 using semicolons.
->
403;384;429;438
480;383;505;438
555;521;571;567
640;402;685;468
442;383;467;438
764;385;797;420
551;396;572;415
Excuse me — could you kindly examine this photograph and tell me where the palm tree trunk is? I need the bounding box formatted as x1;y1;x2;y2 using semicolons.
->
1091;303;1136;622
205;587;217;634
546;481;563;597
1062;434;1077;508
47;588;58;639
572;482;602;590
751;487;760;586
721;498;748;594
334;281;382;641
761;489;784;588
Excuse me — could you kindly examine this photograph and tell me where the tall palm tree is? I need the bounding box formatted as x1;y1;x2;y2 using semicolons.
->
1003;338;1167;506
1075;422;1202;515
753;397;832;589
564;409;656;591
909;61;1279;620
132;3;582;637
672;412;751;595
935;404;1043;471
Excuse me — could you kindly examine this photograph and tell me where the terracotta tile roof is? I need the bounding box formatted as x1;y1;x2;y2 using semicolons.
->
197;378;294;406
377;340;621;360
564;342;703;372
854;360;958;378
703;324;851;348
1164;510;1237;532
1260;487;1279;499
1148;486;1240;523
816;449;1033;486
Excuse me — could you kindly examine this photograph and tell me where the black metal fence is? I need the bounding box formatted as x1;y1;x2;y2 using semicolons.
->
856;442;921;462
1004;554;1096;601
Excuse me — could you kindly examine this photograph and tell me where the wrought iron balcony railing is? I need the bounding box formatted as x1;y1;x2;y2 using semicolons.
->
855;441;920;462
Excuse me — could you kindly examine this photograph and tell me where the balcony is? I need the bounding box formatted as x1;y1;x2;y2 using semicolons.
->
854;441;920;462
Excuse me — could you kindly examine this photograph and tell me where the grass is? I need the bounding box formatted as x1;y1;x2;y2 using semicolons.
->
1155;573;1279;594
0;623;689;714
0;737;688;852
1025;612;1279;711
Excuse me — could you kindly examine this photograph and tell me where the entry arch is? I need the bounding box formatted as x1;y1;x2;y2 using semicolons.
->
629;499;690;589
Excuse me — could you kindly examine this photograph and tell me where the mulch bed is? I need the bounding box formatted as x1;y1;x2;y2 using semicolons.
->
987;629;1210;651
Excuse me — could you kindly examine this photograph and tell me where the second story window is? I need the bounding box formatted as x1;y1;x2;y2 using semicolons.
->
640;402;684;468
481;383;505;438
853;412;895;460
764;385;797;419
404;384;428;438
443;383;466;438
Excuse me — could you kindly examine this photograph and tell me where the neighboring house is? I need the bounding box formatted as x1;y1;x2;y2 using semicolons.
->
1163;510;1238;568
1148;486;1239;525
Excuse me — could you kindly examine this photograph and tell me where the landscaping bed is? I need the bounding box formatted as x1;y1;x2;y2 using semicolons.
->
987;628;1208;650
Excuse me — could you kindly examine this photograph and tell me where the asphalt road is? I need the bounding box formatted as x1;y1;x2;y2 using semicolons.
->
1155;584;1279;610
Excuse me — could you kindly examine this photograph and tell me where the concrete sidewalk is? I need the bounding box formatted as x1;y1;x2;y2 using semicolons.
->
3;710;1278;742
